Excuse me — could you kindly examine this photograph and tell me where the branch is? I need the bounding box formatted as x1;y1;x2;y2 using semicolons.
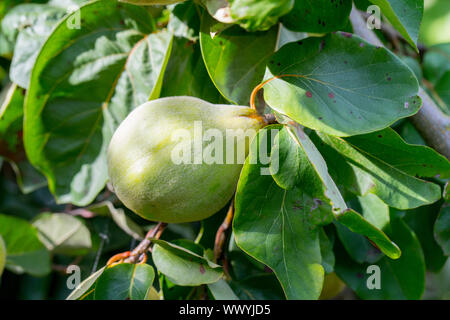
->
349;6;450;159
214;200;234;263
107;222;167;265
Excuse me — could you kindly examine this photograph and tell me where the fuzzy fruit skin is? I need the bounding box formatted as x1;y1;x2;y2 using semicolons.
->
108;96;265;223
0;235;5;277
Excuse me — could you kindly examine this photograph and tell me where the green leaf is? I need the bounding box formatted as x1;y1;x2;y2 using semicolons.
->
200;11;278;105
167;1;200;41
32;212;92;255
423;43;450;110
66;266;106;300
271;124;398;258
87;201;144;240
336;209;400;259
7;159;47;194
435;204;450;256
0;235;5;277
264;33;421;136
358;193;390;230
345;128;450;179
319;229;335;274
230;274;286;300
403;204;448;272
24;0;173;206
315;132;442;209
160;36;225;104
207;279;240;300
7;4;66;88
335;214;426;299
0;83;25;152
233;126;325;299
0;214;50;276
281;0;352;33
228;0;294;32
335;221;382;264
152;239;223;286
120;0;186;5
94;263;155;300
272;125;346;215
368;0;423;50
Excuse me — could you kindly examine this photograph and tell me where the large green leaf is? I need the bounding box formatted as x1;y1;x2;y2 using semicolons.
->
200;12;278;105
0;214;50;276
4;4;66;89
32;212;92;255
152;239;223;286
314;132;441;210
160;36;225;104
167;0;200;41
263;33;421;136
273;124;399;258
233;126;325;299
336;213;425;299
24;0;173;206
368;0;423;50
94;263;155;300
228;0;294;32
281;0;352;33
345;128;450;179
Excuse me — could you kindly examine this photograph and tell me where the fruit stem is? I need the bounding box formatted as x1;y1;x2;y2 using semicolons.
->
249;74;306;112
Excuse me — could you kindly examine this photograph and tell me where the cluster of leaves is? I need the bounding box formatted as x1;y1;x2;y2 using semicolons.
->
0;0;449;300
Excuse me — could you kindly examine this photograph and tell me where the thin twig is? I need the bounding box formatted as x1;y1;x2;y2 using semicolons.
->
214;200;234;264
124;222;167;264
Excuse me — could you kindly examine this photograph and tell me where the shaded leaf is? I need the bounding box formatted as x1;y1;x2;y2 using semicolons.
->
160;36;225;104
0;214;50;276
200;11;278;105
32;212;92;255
0;83;24;152
94;263;155;300
335;214;426;299
435;204;450;256
230;274;286;300
281;0;352;33
207;279;239;300
88;201;144;240
152;239;223;286
368;0;423;50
